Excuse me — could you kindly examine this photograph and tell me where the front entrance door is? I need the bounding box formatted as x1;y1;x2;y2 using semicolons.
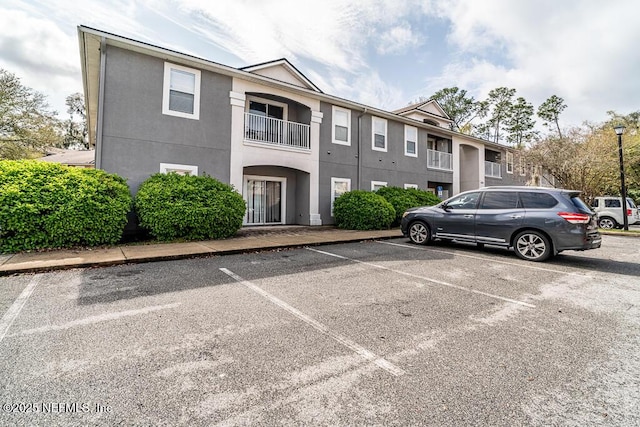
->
244;176;286;225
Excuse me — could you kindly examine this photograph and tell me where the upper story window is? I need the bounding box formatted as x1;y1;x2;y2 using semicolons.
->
162;63;201;120
248;97;286;120
519;157;526;176
372;117;387;152
506;152;514;174
332;106;351;146
404;125;418;157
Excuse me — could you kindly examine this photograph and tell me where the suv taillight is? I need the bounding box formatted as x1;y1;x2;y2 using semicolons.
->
558;212;591;224
627;209;632;216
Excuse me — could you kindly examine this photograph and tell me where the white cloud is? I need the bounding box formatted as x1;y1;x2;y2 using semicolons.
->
431;0;640;125
0;8;80;114
377;24;422;55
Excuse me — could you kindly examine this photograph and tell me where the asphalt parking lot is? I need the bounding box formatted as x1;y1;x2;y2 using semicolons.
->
1;235;639;426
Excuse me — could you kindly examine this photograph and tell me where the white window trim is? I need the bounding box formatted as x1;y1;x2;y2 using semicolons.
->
404;183;418;189
246;95;289;121
404;125;418;157
162;62;201;120
243;175;287;226
371;180;387;191
371;117;387;152
332;106;351;146
330;177;351;216
506;152;514;174
160;163;198;175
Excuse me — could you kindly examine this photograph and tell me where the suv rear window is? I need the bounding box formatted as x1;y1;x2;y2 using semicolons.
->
570;195;593;214
519;192;558;209
605;199;621;208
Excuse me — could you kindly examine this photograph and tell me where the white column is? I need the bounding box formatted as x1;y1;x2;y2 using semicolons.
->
309;110;323;225
452;137;460;195
229;90;246;193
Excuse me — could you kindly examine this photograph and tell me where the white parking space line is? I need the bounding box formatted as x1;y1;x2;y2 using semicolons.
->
15;303;182;337
378;241;595;277
307;247;536;308
0;274;42;344
220;267;406;377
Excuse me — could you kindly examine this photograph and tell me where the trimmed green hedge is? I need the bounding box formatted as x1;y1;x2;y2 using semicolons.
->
134;173;246;241
376;186;441;225
0;160;131;253
333;190;395;230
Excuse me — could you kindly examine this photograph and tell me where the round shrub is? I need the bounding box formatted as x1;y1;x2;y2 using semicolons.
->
134;173;246;241
376;186;441;225
0;160;132;253
333;190;395;230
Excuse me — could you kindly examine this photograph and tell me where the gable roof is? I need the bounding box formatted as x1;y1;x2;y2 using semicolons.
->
240;58;322;93
394;99;452;122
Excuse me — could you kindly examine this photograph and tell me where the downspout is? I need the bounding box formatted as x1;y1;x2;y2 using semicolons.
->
95;36;107;169
357;108;367;190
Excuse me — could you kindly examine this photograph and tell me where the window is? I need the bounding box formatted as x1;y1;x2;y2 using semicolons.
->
372;117;387;152
519;192;558;209
519;157;526;176
371;180;387;191
248;98;286;120
404;184;418;189
160;163;198;176
604;199;621;208
445;192;480;210
479;192;519;209
331;177;351;216
332;106;351;145
162;63;201;120
404;125;417;157
506;152;514;174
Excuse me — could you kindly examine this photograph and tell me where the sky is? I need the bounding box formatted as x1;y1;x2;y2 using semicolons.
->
1;0;639;129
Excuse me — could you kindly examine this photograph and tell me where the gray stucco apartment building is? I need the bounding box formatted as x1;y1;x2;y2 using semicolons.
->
78;26;529;227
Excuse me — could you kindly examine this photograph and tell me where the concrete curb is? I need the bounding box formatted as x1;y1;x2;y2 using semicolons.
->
0;231;402;276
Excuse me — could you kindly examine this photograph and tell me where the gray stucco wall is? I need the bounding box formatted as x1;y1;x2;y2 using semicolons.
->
100;46;233;193
318;101;451;224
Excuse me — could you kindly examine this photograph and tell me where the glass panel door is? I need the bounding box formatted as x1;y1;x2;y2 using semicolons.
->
245;179;283;225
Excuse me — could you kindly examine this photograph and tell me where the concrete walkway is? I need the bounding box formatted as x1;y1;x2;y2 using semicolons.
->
0;226;402;275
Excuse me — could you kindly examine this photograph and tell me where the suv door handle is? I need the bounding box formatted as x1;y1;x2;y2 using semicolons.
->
510;215;523;219
463;214;474;219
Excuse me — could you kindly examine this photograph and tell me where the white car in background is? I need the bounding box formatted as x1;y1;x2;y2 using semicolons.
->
591;196;640;229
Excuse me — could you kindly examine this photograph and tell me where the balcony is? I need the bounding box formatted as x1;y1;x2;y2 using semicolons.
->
244;112;310;150
485;161;502;178
427;149;453;171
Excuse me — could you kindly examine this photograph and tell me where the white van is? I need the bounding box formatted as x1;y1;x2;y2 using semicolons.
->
591;196;640;229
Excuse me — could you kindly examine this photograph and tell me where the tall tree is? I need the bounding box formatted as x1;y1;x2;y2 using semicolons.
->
63;92;88;149
505;97;537;147
428;87;480;133
537;95;566;139
484;87;516;143
0;69;62;159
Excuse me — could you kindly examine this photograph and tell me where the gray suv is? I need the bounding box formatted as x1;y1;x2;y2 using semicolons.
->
401;186;601;262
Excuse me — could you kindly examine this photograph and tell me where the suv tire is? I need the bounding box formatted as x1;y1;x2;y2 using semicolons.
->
514;230;552;262
597;216;617;230
408;221;431;245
